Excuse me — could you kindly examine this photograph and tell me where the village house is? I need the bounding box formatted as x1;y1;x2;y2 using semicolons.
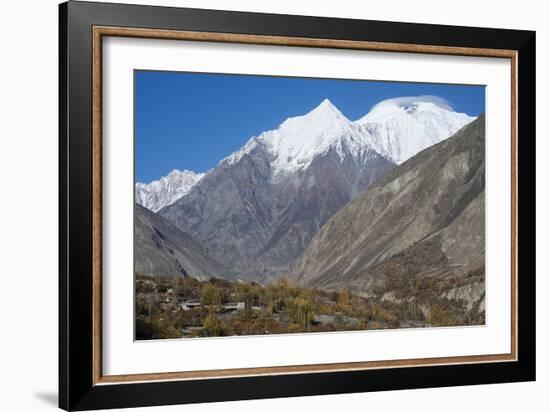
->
180;301;246;311
223;302;246;311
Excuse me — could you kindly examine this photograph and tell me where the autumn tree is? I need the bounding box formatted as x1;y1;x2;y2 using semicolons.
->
200;282;224;305
429;303;461;327
203;308;227;336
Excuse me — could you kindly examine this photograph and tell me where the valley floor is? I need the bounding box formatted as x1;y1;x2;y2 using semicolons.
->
135;272;485;340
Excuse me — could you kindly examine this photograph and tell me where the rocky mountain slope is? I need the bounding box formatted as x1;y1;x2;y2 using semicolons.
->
293;115;485;298
135;204;227;280
136;169;204;212
160;100;395;280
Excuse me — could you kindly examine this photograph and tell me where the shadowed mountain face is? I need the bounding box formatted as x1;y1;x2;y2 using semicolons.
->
293;115;485;295
160;143;393;282
135;204;227;280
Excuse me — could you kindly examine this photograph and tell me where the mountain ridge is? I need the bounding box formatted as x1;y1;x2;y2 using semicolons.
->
135;204;228;280
293;114;485;295
138;96;474;213
136;169;204;212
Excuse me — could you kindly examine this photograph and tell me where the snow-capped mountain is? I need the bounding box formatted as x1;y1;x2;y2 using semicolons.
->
160;99;395;281
355;96;474;164
148;96;476;281
223;99;377;175
136;169;204;212
223;96;473;172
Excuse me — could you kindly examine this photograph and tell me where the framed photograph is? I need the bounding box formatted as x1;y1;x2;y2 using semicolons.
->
59;1;535;410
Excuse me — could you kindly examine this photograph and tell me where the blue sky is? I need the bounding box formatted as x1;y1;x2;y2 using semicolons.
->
135;70;485;183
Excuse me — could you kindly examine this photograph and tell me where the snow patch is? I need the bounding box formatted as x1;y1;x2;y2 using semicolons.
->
356;97;474;164
136;169;205;212
222;98;380;174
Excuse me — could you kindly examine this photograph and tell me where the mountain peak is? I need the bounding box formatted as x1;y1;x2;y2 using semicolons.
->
136;169;205;212
354;96;475;164
167;168;198;178
356;96;454;124
221;99;356;171
316;98;337;110
304;98;345;120
257;99;368;174
277;98;349;133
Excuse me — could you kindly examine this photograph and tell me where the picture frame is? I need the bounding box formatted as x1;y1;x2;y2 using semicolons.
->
59;1;536;410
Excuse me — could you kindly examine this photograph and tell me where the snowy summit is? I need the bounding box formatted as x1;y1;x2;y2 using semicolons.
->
223;96;473;172
223;98;378;175
355;96;475;164
135;169;205;212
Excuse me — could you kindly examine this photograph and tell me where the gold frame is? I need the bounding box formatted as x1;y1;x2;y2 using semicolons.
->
92;26;518;386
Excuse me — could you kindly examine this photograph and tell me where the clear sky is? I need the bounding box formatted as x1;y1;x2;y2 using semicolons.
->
135;70;485;183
